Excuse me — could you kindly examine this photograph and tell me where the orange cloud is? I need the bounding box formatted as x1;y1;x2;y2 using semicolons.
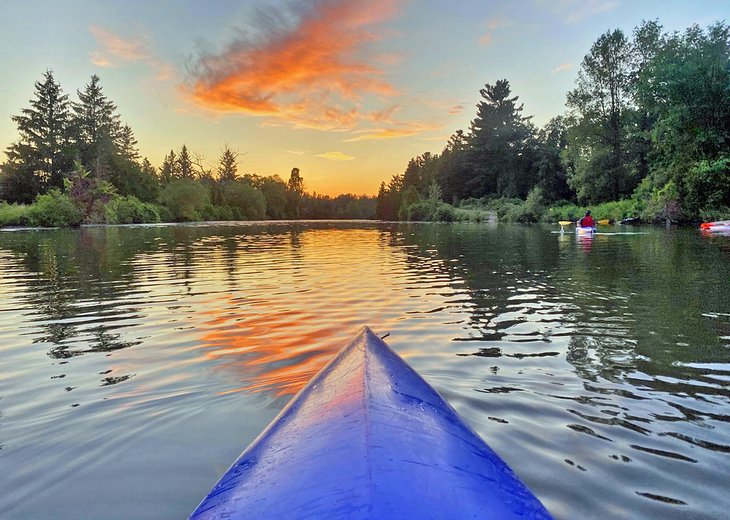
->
188;0;405;130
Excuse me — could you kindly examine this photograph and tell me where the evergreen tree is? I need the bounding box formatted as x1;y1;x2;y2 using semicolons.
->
217;146;239;182
466;79;534;198
72;74;121;176
436;130;470;203
177;145;194;179
117;124;140;163
159;150;179;184
287;167;304;218
3;70;72;200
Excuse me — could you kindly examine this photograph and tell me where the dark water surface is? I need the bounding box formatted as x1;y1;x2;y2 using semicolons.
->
1;222;729;519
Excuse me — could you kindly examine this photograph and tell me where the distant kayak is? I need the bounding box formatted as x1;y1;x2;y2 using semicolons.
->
189;327;553;519
700;220;730;233
619;217;641;225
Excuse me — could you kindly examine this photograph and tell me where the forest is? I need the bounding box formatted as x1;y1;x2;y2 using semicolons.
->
376;20;730;224
0;75;375;226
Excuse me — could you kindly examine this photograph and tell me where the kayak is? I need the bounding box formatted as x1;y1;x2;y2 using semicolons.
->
619;217;640;225
700;220;730;233
575;226;595;236
189;327;553;519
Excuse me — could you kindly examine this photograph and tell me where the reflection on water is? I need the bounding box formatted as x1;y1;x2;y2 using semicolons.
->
0;222;729;519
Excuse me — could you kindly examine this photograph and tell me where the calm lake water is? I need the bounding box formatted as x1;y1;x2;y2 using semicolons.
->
1;221;729;519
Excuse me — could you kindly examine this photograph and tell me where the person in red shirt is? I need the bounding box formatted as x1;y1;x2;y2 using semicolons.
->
579;210;595;227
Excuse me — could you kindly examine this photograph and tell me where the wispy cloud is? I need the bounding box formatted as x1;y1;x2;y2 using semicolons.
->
187;0;406;131
286;150;307;155
448;104;465;115
478;17;511;47
551;62;573;74
536;0;620;24
344;123;438;142
89;25;176;81
316;151;355;161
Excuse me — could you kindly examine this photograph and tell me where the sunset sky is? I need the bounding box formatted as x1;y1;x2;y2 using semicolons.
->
0;0;725;195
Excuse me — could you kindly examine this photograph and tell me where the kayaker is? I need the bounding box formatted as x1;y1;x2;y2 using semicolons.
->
579;210;595;228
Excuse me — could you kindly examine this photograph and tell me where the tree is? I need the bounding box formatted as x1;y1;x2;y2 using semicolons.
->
535;116;573;202
287;167;304;218
466;79;535;199
221;181;266;219
117;124;140;163
159;150;179;184
436;130;471;203
217;146;239;182
3;70;72;201
252;175;289;219
72;74;121;176
158;179;209;221
177;145;194;179
566;30;636;202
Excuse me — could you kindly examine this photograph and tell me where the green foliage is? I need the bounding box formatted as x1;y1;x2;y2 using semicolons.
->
641;180;682;224
158;179;209;222
546;199;641;222
31;189;83;227
64;161;117;223
0;203;36;226
105;196;161;224
221;181;267;220
398;186;421;220
684;157;730;217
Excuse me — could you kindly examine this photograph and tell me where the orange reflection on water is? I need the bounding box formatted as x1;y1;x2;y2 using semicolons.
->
196;295;357;397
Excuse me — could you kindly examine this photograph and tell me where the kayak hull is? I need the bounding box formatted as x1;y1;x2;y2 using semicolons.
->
575;226;595;235
189;327;552;519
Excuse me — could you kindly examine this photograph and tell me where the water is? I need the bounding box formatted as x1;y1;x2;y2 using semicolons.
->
0;222;728;519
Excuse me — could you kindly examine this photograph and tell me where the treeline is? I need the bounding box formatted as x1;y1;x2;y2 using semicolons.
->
377;21;730;224
0;72;375;226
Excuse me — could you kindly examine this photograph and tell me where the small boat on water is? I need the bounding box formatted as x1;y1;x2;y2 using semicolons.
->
575;226;596;236
700;220;730;233
619;217;641;226
189;327;553;519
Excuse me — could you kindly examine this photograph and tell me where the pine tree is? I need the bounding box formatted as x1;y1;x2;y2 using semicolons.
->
4;70;72;198
467;79;534;198
217;146;239;182
72;74;121;176
159;150;179;184
117;124;140;163
177;145;194;179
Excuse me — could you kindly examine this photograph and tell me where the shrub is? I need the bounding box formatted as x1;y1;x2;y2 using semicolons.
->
106;196;161;224
158;179;210;221
30;189;83;227
684;157;730;217
433;203;455;222
0;203;36;226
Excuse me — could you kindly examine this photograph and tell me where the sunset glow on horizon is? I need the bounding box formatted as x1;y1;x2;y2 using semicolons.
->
0;0;724;195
